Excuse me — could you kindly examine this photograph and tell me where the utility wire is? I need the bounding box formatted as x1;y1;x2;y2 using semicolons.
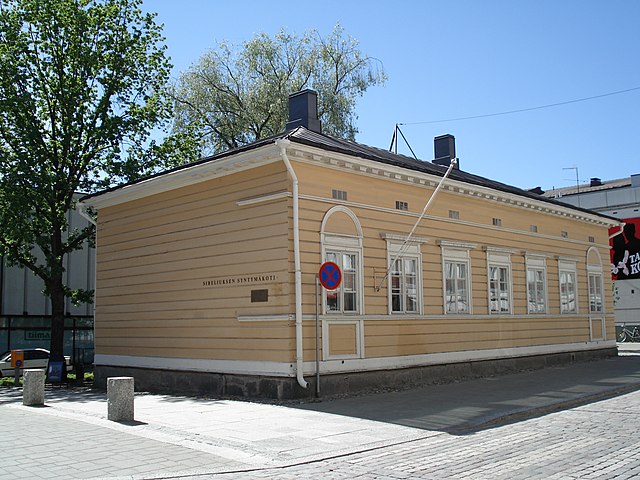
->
400;86;640;126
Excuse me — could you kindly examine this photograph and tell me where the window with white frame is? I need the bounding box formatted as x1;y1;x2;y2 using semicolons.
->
487;250;512;314
439;241;474;314
588;272;603;313
586;248;604;315
325;250;359;313
526;255;547;314
559;260;577;314
390;257;419;313
384;236;425;314
321;206;364;315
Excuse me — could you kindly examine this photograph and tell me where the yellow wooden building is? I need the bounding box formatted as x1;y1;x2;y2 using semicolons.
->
81;90;619;398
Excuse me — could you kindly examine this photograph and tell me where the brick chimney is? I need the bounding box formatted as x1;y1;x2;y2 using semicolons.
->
285;89;322;133
433;134;459;169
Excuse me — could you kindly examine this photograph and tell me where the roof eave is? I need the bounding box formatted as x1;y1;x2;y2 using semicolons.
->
81;143;282;209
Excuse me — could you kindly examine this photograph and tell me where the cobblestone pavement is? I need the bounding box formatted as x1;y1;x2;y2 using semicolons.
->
207;390;640;480
3;354;640;480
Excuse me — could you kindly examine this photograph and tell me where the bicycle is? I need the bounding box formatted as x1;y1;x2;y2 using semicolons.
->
618;324;640;342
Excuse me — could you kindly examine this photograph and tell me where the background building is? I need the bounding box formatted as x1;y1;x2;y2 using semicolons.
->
0;200;95;362
543;175;640;328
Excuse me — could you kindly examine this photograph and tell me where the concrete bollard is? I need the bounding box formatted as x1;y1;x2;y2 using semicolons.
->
23;369;46;406
107;376;134;422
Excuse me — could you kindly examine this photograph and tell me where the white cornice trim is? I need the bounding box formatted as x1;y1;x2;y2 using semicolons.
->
237;191;290;207
556;255;581;263
300;193;611;248
483;246;518;255
287;143;618;227
82;137;618;228
83;144;281;209
436;240;478;249
380;233;429;244
237;314;294;322
522;251;552;258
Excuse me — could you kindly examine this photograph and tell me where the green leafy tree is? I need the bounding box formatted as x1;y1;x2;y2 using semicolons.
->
0;0;189;368
173;24;387;155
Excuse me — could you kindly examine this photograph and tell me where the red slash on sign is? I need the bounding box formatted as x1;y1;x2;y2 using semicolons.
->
319;262;342;290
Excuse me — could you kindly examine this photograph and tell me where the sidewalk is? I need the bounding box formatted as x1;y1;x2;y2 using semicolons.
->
2;352;640;479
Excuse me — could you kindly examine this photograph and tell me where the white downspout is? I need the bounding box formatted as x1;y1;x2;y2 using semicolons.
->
276;139;308;389
76;202;96;227
75;202;97;305
76;202;98;361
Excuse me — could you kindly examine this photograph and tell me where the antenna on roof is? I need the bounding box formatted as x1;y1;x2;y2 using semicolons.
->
562;166;580;193
389;124;419;160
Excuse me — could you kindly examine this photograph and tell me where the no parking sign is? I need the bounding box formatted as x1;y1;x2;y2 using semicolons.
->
319;262;341;290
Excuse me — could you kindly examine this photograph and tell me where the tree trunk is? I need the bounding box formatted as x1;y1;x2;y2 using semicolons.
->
49;285;66;361
48;221;67;381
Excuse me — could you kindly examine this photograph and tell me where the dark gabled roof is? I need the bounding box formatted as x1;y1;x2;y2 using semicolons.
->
81;126;618;222
285;128;618;221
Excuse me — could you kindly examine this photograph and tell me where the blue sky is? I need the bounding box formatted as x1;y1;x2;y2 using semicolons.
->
146;0;640;191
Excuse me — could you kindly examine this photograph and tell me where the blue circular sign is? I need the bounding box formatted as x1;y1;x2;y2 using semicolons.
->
319;262;342;290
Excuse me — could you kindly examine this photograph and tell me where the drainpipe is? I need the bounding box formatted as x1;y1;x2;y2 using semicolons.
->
75;202;96;311
76;202;96;225
75;202;97;362
275;139;308;389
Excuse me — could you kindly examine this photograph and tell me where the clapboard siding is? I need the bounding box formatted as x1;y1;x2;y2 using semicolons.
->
95;162;293;362
91;142;614;379
292;159;613;362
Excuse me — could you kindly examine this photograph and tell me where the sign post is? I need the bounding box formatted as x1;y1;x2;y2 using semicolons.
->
315;274;319;398
316;262;342;397
11;349;24;385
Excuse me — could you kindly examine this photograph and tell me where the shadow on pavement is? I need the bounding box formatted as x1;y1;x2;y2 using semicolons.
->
293;356;640;435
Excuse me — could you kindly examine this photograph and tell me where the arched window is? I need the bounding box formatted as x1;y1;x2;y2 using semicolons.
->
586;247;604;315
320;206;363;314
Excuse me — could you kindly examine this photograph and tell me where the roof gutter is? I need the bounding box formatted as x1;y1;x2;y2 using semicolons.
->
275;138;308;390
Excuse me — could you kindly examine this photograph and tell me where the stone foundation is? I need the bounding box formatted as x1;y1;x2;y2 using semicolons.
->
94;347;618;400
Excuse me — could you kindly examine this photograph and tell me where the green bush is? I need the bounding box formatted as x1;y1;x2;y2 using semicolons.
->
0;370;93;387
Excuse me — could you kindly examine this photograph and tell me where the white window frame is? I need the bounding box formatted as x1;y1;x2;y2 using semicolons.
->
586;246;605;340
385;239;423;315
558;259;578;314
588;271;604;314
440;243;473;315
487;249;513;315
526;255;548;314
322;234;363;315
320;206;364;316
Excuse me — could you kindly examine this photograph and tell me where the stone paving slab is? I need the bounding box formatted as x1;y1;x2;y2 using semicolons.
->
2;353;640;479
1;406;248;479
0;386;432;473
